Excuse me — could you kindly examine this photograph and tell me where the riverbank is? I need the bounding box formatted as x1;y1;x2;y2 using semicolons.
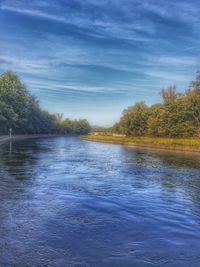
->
0;134;56;146
81;135;200;154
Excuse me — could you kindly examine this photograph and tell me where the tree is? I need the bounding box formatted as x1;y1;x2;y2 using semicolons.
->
0;71;29;133
113;71;200;138
160;85;180;105
186;72;200;127
0;100;18;133
0;71;91;135
147;104;166;136
189;71;200;91
72;119;91;134
117;102;148;136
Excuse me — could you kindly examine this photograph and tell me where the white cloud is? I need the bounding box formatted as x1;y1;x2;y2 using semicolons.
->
153;56;200;67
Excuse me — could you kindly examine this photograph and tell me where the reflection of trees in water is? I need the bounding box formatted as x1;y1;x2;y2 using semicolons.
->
151;151;200;170
0;139;43;180
1;139;200;204
125;147;200;169
123;147;200;170
148;150;200;204
121;147;200;204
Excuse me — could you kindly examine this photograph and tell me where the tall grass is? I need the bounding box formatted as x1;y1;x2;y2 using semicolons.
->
81;135;200;146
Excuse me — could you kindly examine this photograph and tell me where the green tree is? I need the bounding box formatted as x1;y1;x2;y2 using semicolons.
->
0;71;91;135
118;102;148;136
114;71;200;138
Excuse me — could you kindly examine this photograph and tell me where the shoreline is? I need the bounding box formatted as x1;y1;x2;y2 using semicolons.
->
81;135;200;154
0;134;57;147
2;134;200;154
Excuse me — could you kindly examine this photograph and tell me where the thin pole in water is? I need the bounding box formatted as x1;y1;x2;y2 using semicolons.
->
9;128;12;139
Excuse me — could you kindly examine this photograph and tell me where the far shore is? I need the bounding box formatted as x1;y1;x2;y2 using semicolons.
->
81;135;200;154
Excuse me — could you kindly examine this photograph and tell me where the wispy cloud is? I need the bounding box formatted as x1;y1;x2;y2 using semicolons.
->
0;5;77;26
0;5;153;46
152;56;200;67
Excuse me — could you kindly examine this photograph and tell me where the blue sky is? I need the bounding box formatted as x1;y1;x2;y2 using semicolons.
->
0;0;200;126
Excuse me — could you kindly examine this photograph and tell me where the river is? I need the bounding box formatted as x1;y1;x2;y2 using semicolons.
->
0;137;200;267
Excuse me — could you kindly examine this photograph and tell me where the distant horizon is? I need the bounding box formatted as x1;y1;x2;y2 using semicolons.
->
1;0;200;126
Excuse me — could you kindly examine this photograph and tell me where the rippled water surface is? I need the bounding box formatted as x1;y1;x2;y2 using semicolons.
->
1;137;200;267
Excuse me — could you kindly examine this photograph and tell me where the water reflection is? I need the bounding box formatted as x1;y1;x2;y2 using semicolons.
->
121;147;200;204
0;139;48;180
123;147;200;169
151;150;200;169
0;137;200;266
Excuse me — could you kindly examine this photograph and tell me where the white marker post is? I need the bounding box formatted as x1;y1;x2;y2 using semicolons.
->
9;128;12;139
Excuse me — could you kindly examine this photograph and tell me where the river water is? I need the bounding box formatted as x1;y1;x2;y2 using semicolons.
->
0;137;200;267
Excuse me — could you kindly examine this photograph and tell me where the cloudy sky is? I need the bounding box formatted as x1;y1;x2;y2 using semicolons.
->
0;0;200;126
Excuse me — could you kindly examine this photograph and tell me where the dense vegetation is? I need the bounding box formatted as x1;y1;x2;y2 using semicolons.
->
0;71;91;135
113;72;200;138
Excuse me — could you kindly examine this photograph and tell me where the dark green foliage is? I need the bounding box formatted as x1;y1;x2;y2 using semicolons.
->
114;72;200;138
0;71;91;135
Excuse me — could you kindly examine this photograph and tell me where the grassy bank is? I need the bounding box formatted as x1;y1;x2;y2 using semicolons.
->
80;135;200;153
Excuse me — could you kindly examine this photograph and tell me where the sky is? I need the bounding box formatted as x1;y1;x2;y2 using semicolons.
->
0;0;200;126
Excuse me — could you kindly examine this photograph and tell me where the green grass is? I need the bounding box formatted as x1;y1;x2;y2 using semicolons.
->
80;135;200;147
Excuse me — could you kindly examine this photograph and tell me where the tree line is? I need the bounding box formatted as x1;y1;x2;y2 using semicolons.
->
113;72;200;137
0;71;91;135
